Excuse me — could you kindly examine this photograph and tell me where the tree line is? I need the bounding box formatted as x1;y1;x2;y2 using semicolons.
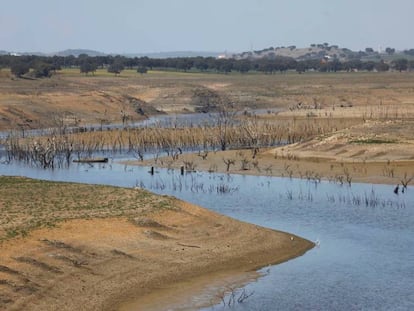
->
1;53;413;78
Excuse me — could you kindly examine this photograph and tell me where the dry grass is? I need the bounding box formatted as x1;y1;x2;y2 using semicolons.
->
0;176;313;311
0;176;176;241
2;70;414;183
1;70;414;130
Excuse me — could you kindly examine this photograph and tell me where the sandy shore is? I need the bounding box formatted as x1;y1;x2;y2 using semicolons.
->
125;122;414;186
0;195;313;311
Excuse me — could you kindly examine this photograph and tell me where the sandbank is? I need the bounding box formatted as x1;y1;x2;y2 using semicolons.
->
0;179;313;310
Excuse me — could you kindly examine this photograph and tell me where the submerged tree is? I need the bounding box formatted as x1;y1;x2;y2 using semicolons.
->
216;106;237;151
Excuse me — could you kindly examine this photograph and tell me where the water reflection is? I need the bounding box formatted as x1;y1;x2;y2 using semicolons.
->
0;157;413;310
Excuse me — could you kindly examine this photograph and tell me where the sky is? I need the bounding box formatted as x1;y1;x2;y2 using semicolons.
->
1;0;414;54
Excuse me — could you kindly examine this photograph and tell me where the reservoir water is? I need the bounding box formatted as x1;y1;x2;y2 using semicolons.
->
1;154;413;310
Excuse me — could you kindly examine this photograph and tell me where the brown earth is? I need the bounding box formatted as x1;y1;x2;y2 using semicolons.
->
2;70;413;186
1;69;414;309
0;69;266;130
128;118;414;186
0;177;313;311
2;69;414;131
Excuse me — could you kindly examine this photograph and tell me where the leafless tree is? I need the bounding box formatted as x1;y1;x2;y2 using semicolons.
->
215;106;237;151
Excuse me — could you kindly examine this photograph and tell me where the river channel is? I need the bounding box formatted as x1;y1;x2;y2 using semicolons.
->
0;111;413;310
0;154;413;310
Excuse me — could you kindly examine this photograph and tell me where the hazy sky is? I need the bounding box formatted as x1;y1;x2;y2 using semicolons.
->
1;0;413;53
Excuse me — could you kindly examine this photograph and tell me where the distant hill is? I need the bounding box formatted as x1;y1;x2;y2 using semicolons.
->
0;51;46;56
36;49;221;58
0;49;103;57
231;44;363;61
230;44;412;62
123;51;222;58
1;45;413;61
0;49;222;58
53;49;107;57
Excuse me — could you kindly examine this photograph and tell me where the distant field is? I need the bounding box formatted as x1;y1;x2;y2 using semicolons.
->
2;68;413;187
0;69;414;131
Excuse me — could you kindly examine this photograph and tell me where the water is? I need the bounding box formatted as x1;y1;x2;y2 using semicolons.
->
1;157;413;310
0;108;282;139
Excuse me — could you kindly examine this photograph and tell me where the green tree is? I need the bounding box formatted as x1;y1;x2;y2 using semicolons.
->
137;66;148;74
51;55;64;71
80;60;97;75
404;49;414;56
408;60;414;71
296;61;307;74
392;58;408;72
375;60;389;72
385;47;395;55
64;55;76;67
10;61;30;77
33;62;52;78
361;61;375;72
176;58;193;71
233;60;251;73
217;59;233;74
194;57;209;71
343;60;362;72
107;61;124;75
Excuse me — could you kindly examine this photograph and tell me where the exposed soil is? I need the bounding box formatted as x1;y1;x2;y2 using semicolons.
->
128;118;414;186
2;70;414;309
2;70;414;131
0;177;313;311
133;146;413;186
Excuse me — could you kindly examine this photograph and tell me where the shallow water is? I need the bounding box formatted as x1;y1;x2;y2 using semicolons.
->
0;108;281;139
1;157;413;310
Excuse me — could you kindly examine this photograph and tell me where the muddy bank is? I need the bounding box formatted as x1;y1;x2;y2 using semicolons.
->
0;178;313;311
126;138;414;186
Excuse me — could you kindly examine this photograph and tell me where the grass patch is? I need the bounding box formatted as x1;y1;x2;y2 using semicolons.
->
0;176;177;242
350;138;397;144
